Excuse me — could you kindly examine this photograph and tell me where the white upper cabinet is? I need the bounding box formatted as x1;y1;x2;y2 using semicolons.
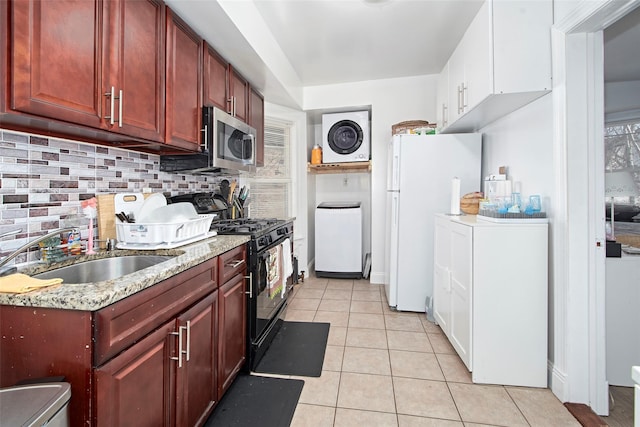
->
439;0;552;133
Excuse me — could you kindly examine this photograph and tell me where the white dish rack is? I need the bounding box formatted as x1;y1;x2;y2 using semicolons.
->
116;214;215;246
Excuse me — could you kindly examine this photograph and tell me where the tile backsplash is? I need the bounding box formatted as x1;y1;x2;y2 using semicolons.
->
0;129;231;264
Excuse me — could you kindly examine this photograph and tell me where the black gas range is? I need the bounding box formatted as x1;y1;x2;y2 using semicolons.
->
168;193;294;371
212;218;293;252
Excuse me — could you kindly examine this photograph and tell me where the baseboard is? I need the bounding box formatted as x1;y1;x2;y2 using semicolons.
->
549;361;569;403
564;403;608;426
369;271;384;285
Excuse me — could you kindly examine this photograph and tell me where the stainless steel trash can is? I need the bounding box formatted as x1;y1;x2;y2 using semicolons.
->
0;382;71;426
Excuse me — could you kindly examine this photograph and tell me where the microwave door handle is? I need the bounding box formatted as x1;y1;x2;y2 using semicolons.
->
200;124;207;153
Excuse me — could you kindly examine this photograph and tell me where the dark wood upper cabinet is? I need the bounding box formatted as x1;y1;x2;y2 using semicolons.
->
10;0;165;142
11;0;104;128
229;66;249;122
203;43;229;111
4;0;263;157
103;0;166;142
165;7;202;152
249;86;265;167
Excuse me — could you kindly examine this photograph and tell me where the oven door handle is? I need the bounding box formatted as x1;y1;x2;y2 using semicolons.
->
244;272;253;298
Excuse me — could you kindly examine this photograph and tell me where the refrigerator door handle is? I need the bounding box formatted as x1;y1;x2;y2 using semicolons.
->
392;154;400;189
392;193;399;228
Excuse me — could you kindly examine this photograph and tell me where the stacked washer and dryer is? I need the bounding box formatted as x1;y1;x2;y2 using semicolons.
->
314;111;370;279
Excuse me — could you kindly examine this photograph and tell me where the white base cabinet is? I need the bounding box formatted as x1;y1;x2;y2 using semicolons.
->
633;367;640;426
433;214;548;387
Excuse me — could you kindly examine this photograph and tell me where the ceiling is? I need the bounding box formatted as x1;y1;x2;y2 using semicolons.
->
604;5;640;83
164;1;640;109
164;0;483;107
252;0;483;86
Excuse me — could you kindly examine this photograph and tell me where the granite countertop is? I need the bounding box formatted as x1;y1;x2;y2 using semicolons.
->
0;234;250;311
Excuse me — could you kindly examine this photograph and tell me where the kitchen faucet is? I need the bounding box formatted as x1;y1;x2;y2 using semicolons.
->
0;227;78;276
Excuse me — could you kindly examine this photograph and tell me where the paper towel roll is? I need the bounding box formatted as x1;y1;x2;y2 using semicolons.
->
450;177;461;215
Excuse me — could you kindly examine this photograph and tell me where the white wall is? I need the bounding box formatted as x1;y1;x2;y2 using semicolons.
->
479;93;556;365
605;80;640;123
303;75;438;282
481;94;555;209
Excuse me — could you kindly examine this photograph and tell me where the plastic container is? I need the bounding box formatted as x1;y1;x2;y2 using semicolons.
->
0;382;71;426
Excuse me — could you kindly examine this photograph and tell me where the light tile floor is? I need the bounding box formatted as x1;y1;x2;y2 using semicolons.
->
280;275;583;427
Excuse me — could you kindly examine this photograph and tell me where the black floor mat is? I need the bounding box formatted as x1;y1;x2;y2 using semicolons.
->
254;321;330;377
205;374;304;427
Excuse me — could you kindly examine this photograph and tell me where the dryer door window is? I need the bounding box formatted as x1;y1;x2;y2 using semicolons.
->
327;120;363;154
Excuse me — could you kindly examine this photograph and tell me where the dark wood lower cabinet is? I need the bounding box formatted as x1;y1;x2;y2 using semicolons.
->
95;292;219;427
176;292;218;427
0;247;247;427
217;273;247;398
95;320;175;426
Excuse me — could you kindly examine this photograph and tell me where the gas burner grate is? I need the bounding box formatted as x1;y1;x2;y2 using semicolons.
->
211;218;284;235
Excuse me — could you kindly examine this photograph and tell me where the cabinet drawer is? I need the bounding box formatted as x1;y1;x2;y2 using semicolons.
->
218;245;247;285
94;258;217;366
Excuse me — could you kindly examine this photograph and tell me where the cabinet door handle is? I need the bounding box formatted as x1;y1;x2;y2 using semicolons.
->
226;259;244;268
184;321;191;362
227;97;233;115
442;104;448;127
457;85;462;114
170;327;184;368
118;89;123;127
244;272;252;298
104;86;115;125
461;83;467;112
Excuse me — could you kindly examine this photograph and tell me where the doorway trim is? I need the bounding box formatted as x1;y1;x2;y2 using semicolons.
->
551;0;639;415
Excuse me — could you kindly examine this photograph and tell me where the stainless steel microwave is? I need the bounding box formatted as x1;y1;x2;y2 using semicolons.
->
160;106;256;174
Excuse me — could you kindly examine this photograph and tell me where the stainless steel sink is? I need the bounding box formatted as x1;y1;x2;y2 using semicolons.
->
32;255;174;284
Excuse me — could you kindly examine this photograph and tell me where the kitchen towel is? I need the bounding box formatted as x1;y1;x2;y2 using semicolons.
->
266;246;282;299
0;273;63;294
281;238;293;283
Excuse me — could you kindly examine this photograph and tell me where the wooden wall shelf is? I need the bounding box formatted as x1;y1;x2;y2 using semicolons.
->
307;161;371;174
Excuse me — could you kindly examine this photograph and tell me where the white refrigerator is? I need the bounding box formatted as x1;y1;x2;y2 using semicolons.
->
384;133;482;312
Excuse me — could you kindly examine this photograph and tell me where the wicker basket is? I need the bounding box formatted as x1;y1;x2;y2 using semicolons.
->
616;234;640;248
392;120;433;135
460;200;480;215
460;192;483;215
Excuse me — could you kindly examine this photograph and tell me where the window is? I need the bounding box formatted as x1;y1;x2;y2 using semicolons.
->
248;118;292;219
605;120;640;204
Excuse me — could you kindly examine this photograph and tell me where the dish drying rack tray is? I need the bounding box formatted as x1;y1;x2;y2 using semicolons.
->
116;214;215;246
477;209;548;224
